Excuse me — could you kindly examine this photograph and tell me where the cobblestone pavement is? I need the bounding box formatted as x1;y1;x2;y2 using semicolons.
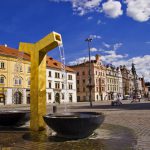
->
0;100;150;150
68;100;150;150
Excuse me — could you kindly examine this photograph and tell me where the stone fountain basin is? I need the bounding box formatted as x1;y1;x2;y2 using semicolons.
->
43;112;104;139
0;110;30;127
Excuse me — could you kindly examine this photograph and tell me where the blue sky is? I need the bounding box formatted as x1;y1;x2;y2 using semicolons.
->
0;0;150;80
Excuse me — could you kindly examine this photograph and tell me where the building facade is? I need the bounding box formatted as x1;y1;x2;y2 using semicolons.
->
0;45;30;105
106;65;122;100
46;57;77;104
70;55;107;102
0;45;77;105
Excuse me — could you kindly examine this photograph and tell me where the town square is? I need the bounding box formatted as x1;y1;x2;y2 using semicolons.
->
0;0;150;150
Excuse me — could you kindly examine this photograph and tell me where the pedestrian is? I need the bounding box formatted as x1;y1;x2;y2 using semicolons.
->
138;95;141;102
131;95;136;103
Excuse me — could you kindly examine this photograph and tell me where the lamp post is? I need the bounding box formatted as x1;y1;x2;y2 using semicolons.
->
85;37;93;107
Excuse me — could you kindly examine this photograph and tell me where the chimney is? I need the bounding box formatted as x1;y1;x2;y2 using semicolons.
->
95;54;100;63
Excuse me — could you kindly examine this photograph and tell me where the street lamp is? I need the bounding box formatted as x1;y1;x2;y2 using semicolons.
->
85;37;93;107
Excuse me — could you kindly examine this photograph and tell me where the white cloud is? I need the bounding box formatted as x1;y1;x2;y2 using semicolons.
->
49;0;150;22
68;49;127;66
112;55;150;81
87;16;93;20
113;42;122;50
145;41;150;44
89;34;102;39
97;19;106;25
90;47;98;52
68;56;95;65
102;42;111;48
49;0;102;16
69;54;150;81
101;50;128;62
102;0;123;18
97;19;101;24
125;0;150;22
71;0;102;16
102;42;122;50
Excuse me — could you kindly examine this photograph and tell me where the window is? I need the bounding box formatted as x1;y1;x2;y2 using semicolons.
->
68;75;72;80
14;64;22;72
77;96;80;102
27;67;30;73
20;65;23;72
83;96;86;100
28;78;30;85
102;87;104;92
55;72;60;78
55;82;60;89
82;71;85;75
77;80;79;84
83;79;85;84
77;88;80;92
97;87;99;92
77;72;79;76
83;87;85;92
0;62;5;69
48;81;51;88
62;93;64;100
62;83;64;89
14;77;22;85
69;93;73;102
0;76;4;84
48;93;51;100
49;71;51;77
69;83;73;89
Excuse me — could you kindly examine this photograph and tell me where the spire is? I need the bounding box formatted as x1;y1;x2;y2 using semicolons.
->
131;63;137;76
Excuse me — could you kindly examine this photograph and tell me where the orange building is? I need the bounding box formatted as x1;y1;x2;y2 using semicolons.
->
70;55;107;102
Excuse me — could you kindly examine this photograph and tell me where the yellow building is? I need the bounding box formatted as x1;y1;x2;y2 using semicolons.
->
0;45;30;105
0;45;77;105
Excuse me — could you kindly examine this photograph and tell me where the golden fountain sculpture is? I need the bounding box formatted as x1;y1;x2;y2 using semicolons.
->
19;32;62;131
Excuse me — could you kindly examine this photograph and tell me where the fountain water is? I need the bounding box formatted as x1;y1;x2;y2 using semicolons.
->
43;43;105;139
58;44;68;112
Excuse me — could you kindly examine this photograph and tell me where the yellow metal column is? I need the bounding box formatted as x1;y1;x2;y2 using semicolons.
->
19;32;62;131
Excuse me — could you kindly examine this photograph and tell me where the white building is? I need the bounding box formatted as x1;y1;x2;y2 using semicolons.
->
117;67;123;99
46;56;77;104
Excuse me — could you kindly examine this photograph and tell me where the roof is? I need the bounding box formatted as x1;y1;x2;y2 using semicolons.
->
0;45;30;60
46;56;75;72
0;45;75;73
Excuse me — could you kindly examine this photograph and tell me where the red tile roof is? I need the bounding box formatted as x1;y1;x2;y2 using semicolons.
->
0;45;74;73
46;56;74;72
0;45;30;60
